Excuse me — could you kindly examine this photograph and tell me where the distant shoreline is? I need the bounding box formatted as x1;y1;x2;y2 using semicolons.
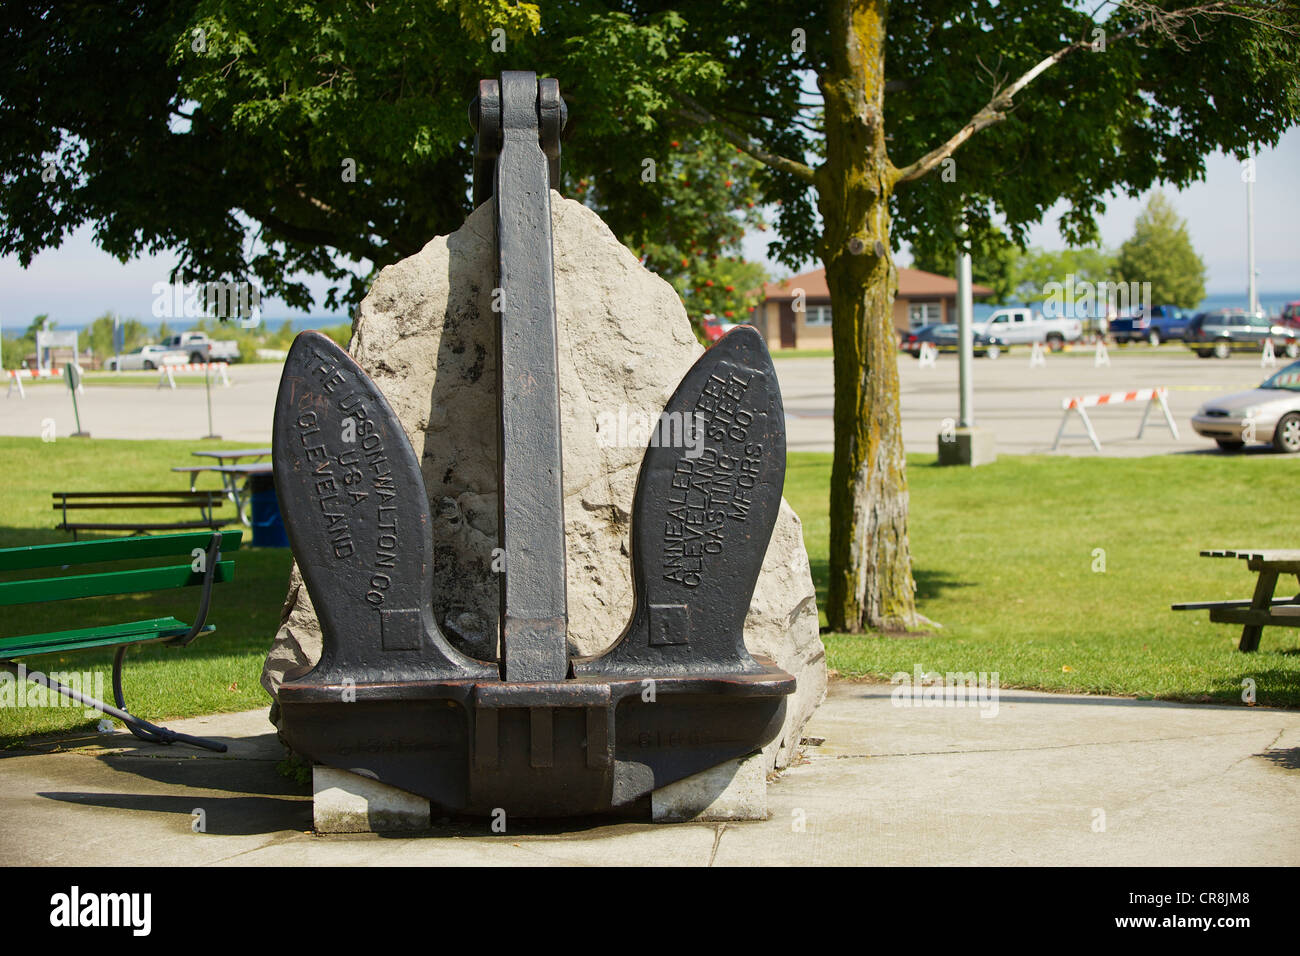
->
14;291;1300;331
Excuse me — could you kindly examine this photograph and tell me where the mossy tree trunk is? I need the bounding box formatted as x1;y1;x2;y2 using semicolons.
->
816;0;919;633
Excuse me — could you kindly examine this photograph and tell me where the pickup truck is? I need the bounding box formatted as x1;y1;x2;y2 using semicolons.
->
972;308;1082;351
159;332;240;364
1108;305;1192;345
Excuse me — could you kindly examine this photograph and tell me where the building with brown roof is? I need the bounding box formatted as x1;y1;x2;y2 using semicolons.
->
748;266;994;350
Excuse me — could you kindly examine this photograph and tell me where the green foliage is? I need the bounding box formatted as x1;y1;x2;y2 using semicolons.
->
602;131;767;286
910;240;1119;306
2;314;53;370
317;323;353;349
1016;246;1119;303
1117;192;1207;308
886;2;1300;263
2;2;1293;313
910;233;1023;305
77;313;150;360
275;754;313;789
0;1;760;314
666;257;769;333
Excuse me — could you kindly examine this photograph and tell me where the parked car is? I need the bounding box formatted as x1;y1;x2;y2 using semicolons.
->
104;344;187;371
1279;300;1300;330
158;331;240;364
1190;359;1300;453
1108;305;1192;345
1184;310;1300;359
902;323;1007;358
972;308;1082;351
702;314;741;344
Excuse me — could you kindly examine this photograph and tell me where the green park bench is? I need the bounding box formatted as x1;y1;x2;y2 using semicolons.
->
0;530;241;751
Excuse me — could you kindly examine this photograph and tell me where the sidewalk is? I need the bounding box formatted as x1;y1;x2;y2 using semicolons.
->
1;682;1296;865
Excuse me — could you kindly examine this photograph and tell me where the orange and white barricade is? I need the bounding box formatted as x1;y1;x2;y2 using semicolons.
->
1052;386;1179;452
158;362;231;390
7;366;70;399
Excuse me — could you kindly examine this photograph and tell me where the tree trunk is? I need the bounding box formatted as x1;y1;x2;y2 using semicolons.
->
816;0;919;633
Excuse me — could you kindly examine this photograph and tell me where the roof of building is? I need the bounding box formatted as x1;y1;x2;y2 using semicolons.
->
759;266;993;300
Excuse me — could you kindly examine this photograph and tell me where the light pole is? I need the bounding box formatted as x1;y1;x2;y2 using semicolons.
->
1246;159;1259;314
958;239;974;429
938;211;995;466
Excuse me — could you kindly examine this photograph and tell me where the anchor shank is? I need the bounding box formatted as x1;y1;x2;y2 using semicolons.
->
494;71;569;682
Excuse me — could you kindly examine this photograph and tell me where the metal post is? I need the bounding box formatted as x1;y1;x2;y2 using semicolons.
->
202;362;221;439
957;229;974;429
1247;163;1258;315
65;361;89;437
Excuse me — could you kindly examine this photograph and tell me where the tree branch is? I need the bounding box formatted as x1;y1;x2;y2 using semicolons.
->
671;91;816;183
893;1;1277;185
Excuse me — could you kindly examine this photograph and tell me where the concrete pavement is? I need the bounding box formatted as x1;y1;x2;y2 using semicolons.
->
1;364;285;445
2;350;1280;457
2;682;1295;865
778;348;1280;455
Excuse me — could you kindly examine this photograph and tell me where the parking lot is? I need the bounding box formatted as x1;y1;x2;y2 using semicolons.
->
780;347;1287;457
1;347;1289;457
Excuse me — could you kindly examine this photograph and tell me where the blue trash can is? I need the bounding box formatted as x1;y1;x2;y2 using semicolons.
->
249;473;289;548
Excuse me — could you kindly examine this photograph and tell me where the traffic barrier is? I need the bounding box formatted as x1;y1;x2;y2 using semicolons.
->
7;366;81;399
158;363;231;390
1262;338;1277;368
1052;386;1179;452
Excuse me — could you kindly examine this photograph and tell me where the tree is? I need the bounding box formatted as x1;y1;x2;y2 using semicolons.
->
1117;192;1207;307
588;131;768;337
0;2;753;312
910;234;1022;306
667;257;770;333
1016;247;1118;304
78;312;149;359
2;2;1298;633
637;1;1298;631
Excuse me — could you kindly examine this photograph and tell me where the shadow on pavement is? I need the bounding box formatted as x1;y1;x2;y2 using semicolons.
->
36;790;309;835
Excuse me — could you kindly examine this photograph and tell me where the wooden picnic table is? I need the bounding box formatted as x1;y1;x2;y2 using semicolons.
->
173;460;273;527
1172;549;1300;651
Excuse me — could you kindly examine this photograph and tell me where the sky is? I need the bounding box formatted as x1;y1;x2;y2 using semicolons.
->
2;126;1297;330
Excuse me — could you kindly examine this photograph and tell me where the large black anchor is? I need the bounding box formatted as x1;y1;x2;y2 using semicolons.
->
271;72;795;817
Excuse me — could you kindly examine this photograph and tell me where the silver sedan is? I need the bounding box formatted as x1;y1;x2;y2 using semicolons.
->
1191;360;1300;453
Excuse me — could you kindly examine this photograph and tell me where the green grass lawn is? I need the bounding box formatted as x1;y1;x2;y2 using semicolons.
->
2;436;1297;748
0;436;292;745
784;451;1300;707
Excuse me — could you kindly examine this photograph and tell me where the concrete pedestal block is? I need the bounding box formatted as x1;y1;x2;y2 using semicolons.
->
313;766;430;833
938;427;996;467
651;752;768;823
